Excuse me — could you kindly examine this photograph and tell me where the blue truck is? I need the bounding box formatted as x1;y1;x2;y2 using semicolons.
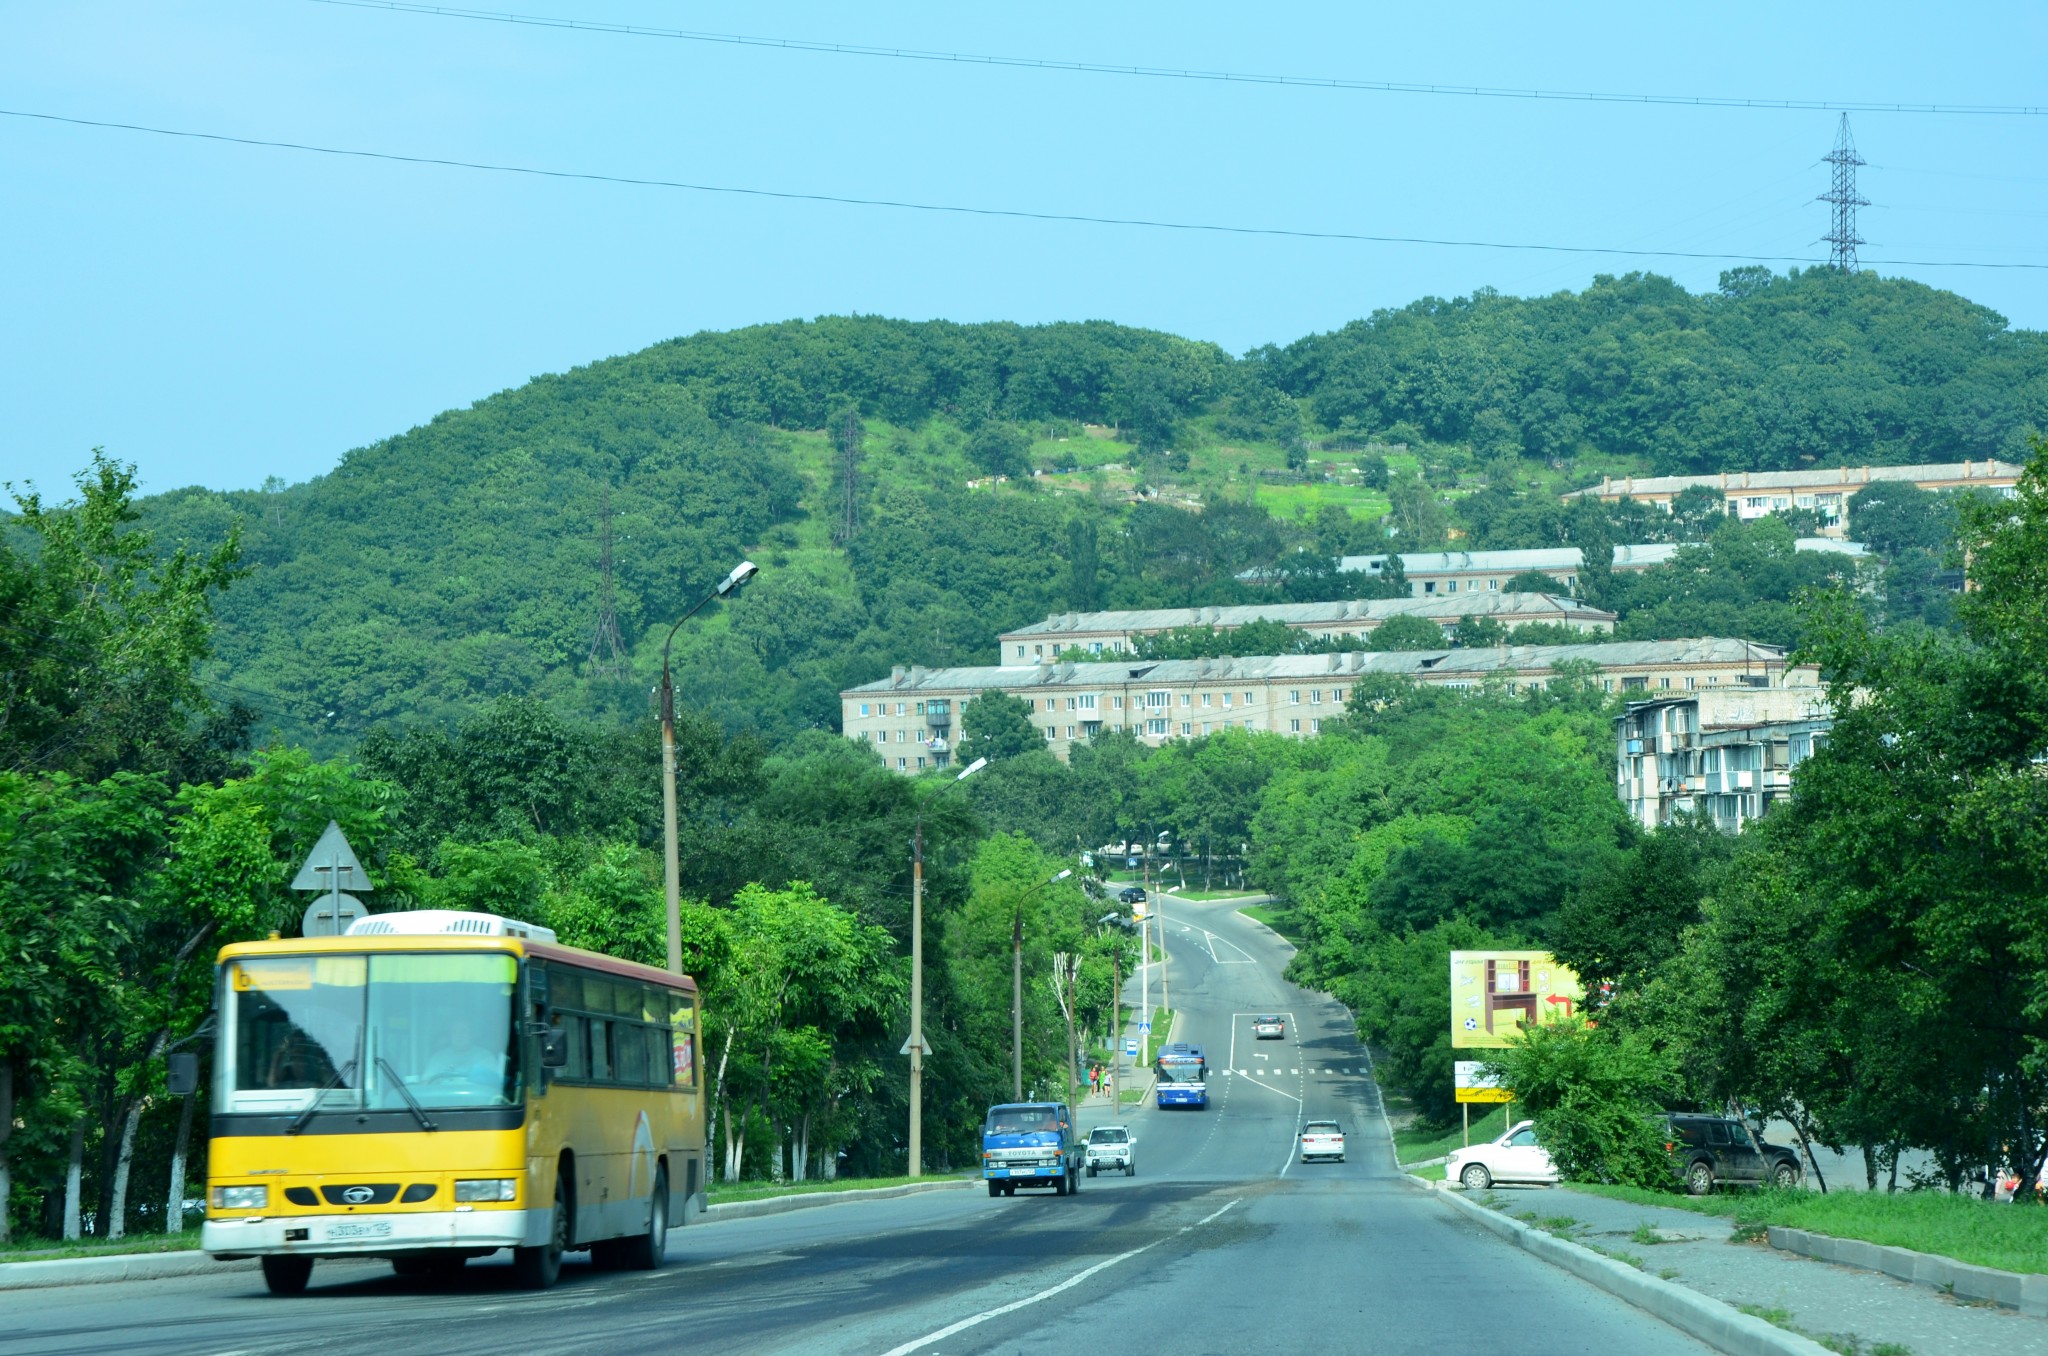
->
1155;1043;1208;1108
981;1101;1083;1197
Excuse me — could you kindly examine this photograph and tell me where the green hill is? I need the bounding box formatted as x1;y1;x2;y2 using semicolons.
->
127;270;2046;749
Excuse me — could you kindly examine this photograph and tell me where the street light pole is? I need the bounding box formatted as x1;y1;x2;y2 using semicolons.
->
660;561;758;975
908;756;986;1177
1011;868;1073;1101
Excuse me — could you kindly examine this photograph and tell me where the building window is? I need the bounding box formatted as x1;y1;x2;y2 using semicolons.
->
1311;719;1322;733
1147;719;1167;735
1066;697;1077;711
1222;692;1233;707
1310;690;1322;705
1066;725;1076;739
1244;692;1254;704
1424;582;1438;594
1334;688;1347;703
1180;693;1192;707
1201;722;1210;734
859;703;870;716
1622;676;1647;691
1090;642;1102;654
914;701;925;716
1685;676;1696;690
1446;580;1459;593
1289;719;1301;733
897;757;907;769
1201;692;1212;707
1180;722;1192;736
1079;693;1097;710
1660;677;1672;689
1034;645;1044;657
1044;726;1055;741
916;756;926;769
1016;644;1025;658
857;730;869;742
1289;690;1301;705
1488;579;1499;591
1113;695;1124;709
1603;679;1615;692
1044;698;1057;712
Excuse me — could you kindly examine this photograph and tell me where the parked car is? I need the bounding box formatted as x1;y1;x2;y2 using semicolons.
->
1084;1125;1136;1177
1252;1015;1285;1040
1657;1113;1802;1194
1118;886;1147;905
1300;1121;1345;1163
1446;1120;1559;1190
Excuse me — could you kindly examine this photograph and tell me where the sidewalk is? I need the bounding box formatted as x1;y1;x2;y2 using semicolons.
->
1482;1184;2045;1356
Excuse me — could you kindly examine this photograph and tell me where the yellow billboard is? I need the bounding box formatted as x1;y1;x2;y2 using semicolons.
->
1450;950;1584;1049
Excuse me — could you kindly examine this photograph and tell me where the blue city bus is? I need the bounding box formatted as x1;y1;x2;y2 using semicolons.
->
1155;1043;1207;1108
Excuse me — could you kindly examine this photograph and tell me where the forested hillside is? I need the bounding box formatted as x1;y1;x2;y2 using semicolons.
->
123;268;2046;749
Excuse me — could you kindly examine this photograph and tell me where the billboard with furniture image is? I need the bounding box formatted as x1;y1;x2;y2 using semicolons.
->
1449;951;1584;1049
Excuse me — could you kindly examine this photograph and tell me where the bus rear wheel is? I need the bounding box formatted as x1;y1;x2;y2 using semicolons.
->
514;1175;569;1289
260;1254;313;1296
615;1167;669;1271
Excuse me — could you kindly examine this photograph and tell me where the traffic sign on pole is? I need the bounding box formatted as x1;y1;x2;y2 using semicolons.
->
1123;1038;1139;1057
290;821;372;936
1138;1021;1152;1033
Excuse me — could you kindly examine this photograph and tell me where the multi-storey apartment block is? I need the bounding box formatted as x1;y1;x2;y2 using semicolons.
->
1568;461;2019;538
1335;539;1866;598
1615;688;1834;832
843;639;1816;771
996;591;1611;664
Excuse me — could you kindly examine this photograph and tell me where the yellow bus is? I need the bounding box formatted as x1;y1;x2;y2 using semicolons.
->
193;910;705;1294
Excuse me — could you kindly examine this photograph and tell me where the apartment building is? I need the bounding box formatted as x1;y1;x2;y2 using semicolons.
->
844;638;1816;771
1568;461;2020;538
1615;688;1834;832
997;591;1612;664
1336;539;1866;598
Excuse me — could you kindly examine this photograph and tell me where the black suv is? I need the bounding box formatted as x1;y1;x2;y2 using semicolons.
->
1657;1114;1803;1194
1118;886;1147;905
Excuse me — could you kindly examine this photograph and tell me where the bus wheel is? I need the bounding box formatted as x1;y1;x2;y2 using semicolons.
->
260;1255;313;1296
514;1175;568;1290
617;1167;669;1271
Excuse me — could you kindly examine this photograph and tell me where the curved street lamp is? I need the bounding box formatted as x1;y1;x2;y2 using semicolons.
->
659;561;758;975
1012;868;1073;1100
906;755;986;1177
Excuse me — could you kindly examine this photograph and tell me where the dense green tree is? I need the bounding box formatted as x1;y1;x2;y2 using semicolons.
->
960;691;1041;762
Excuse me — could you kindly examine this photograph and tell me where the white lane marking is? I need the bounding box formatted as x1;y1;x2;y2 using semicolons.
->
879;1200;1242;1356
1203;930;1258;964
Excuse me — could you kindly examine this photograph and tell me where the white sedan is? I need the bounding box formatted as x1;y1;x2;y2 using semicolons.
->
1445;1119;1558;1190
1300;1121;1345;1163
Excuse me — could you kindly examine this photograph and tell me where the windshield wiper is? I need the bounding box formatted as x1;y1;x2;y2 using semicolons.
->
286;1059;358;1135
376;1057;439;1133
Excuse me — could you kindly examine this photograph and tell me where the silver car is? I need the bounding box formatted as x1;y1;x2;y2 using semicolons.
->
1084;1125;1136;1177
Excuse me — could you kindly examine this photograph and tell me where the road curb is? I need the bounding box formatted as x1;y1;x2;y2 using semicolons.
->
702;1177;977;1222
0;1250;251;1291
1419;1182;1834;1356
1766;1225;2048;1318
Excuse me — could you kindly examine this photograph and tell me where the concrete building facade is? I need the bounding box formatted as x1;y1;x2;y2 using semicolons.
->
1335;539;1866;598
1568;461;2020;538
996;591;1613;664
844;639;1817;771
1615;688;1834;832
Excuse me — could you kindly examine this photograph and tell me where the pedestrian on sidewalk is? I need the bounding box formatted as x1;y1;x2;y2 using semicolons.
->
1088;1064;1100;1097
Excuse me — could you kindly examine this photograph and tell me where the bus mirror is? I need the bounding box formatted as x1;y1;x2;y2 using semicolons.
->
167;1052;200;1097
540;1028;569;1069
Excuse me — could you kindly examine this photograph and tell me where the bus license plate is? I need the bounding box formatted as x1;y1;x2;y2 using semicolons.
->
327;1220;394;1240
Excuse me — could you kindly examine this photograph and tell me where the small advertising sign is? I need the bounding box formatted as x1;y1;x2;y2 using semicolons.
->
1455;1059;1513;1104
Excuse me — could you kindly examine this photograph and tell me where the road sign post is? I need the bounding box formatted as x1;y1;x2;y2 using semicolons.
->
290;821;372;936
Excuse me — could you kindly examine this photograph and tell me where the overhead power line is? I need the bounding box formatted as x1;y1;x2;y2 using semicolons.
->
6;106;2045;271
305;0;2048;117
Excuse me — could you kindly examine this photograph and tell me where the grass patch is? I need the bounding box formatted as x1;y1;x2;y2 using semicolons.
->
1394;1104;1507;1163
1631;1222;1664;1246
1167;887;1255;901
1408;1163;1447;1181
1253;481;1393;522
0;1228;203;1264
1562;1182;2048;1275
1238;903;1303;947
1738;1303;1911;1356
706;1173;969;1205
1141;1009;1177;1064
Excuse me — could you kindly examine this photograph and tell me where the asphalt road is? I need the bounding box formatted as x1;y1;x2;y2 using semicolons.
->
0;898;1710;1356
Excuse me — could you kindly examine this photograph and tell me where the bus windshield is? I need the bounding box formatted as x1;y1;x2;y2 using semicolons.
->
224;953;519;1114
1158;1058;1205;1084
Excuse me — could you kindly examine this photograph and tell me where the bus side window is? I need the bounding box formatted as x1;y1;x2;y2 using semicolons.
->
564;1014;590;1081
590;1020;612;1081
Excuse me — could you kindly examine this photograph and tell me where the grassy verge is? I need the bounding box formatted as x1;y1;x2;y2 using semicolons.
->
1408;1164;1447;1181
1238;903;1303;947
1561;1182;2048;1276
1141;1009;1177;1065
0;1229;203;1265
1167;887;1256;901
706;1173;972;1206
1394;1105;1508;1163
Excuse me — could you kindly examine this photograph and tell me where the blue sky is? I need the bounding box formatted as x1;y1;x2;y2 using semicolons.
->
4;1;2044;496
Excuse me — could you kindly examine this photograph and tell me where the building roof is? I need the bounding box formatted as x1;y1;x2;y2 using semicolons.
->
1567;461;2023;499
846;638;1792;696
1337;539;1866;576
1002;591;1612;639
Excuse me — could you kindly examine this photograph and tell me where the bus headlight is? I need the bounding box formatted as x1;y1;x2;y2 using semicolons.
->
212;1185;269;1210
454;1179;518;1203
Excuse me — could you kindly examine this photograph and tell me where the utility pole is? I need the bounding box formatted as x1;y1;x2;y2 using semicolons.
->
1819;113;1867;273
1110;948;1121;1110
906;757;986;1176
1012;906;1024;1100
